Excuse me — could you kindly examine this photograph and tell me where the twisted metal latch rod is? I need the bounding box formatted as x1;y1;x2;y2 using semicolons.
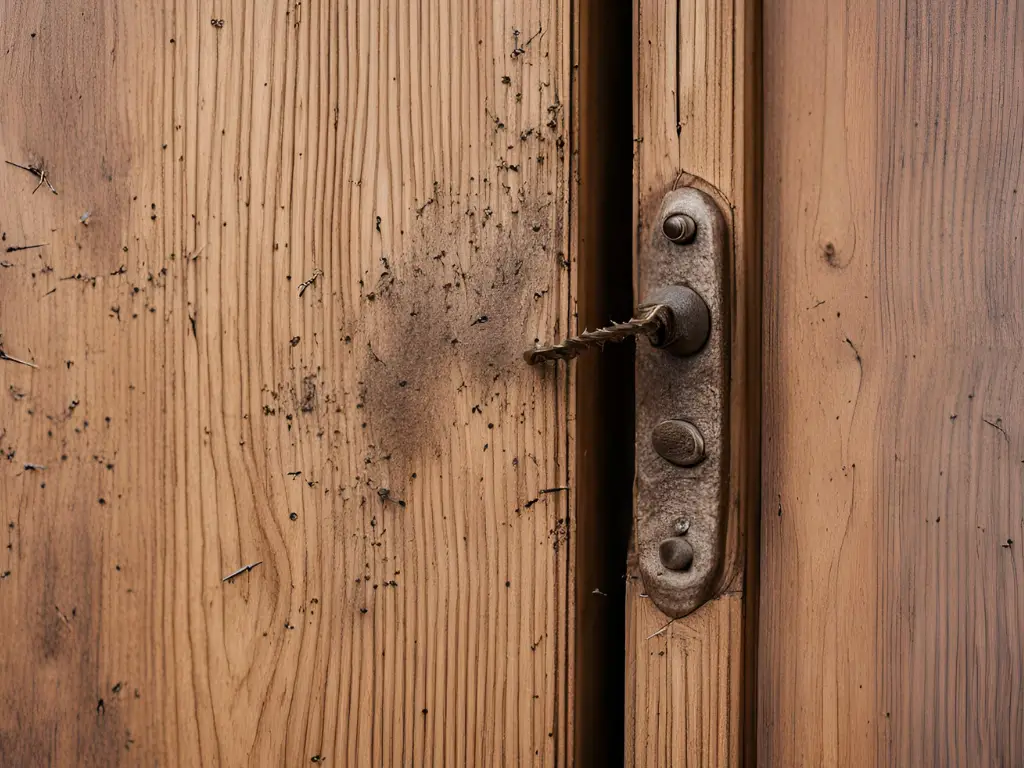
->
523;304;671;364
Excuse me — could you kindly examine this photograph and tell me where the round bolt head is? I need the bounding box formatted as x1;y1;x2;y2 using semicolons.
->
663;213;697;244
659;537;695;571
640;284;710;357
652;420;705;467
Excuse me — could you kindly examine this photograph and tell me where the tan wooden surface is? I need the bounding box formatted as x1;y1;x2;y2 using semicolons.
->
761;1;1024;764
626;0;760;764
0;2;577;764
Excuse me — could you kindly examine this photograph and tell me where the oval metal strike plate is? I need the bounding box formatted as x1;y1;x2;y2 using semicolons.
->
635;186;730;619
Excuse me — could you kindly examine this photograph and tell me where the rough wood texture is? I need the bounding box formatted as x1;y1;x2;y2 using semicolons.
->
762;1;1024;764
626;0;760;764
0;1;576;764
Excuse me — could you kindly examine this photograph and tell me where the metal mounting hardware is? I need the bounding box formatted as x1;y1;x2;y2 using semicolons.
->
662;213;697;244
523;285;709;364
636;185;730;619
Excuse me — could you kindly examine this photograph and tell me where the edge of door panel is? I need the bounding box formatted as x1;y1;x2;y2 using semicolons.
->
626;0;762;765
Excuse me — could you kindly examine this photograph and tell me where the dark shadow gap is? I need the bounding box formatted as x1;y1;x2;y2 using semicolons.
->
573;0;634;764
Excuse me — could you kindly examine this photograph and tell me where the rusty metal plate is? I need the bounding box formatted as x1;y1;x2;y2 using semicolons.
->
635;186;730;619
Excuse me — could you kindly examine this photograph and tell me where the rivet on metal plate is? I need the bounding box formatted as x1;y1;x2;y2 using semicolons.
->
652;419;706;467
659;537;695;571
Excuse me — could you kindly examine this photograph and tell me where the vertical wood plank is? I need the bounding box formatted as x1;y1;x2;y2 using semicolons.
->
627;0;760;765
762;0;1024;764
0;1;576;764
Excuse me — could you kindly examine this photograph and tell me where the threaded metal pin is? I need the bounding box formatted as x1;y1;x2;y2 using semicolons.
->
523;304;670;364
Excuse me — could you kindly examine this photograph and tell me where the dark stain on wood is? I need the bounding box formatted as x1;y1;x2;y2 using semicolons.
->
359;192;555;485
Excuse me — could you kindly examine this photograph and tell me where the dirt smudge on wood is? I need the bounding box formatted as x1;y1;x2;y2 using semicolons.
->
358;191;558;485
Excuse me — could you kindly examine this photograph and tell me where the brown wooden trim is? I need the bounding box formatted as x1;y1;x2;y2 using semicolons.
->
626;0;761;763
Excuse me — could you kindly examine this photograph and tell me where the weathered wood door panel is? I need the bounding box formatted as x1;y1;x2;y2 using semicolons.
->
0;2;581;764
762;0;1024;764
629;0;1024;765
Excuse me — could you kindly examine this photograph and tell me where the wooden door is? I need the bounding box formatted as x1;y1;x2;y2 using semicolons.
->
761;0;1024;764
0;2;624;764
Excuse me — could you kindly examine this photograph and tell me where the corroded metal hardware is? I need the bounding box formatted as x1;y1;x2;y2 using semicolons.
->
652;419;705;467
662;213;697;244
523;284;709;364
659;536;695;571
636;186;730;619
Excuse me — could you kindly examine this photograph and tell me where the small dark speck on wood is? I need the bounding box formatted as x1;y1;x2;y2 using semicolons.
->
23;463;46;471
222;560;263;582
822;241;839;266
377;487;407;507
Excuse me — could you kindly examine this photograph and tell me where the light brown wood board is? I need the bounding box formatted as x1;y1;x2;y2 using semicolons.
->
761;0;1024;764
0;1;577;764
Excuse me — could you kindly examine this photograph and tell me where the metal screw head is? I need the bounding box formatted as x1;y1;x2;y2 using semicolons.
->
662;213;697;244
652;420;706;467
641;285;710;357
659;537;695;571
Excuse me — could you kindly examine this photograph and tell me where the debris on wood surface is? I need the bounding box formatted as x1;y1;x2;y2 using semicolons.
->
298;268;323;297
4;159;57;194
0;347;37;369
222;561;263;582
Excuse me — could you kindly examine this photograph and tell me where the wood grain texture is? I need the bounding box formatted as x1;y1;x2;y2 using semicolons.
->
761;0;1024;764
626;0;760;764
0;1;576;765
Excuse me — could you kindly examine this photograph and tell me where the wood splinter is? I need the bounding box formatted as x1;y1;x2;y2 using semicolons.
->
0;349;38;368
298;268;323;297
4;160;57;195
222;560;263;582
